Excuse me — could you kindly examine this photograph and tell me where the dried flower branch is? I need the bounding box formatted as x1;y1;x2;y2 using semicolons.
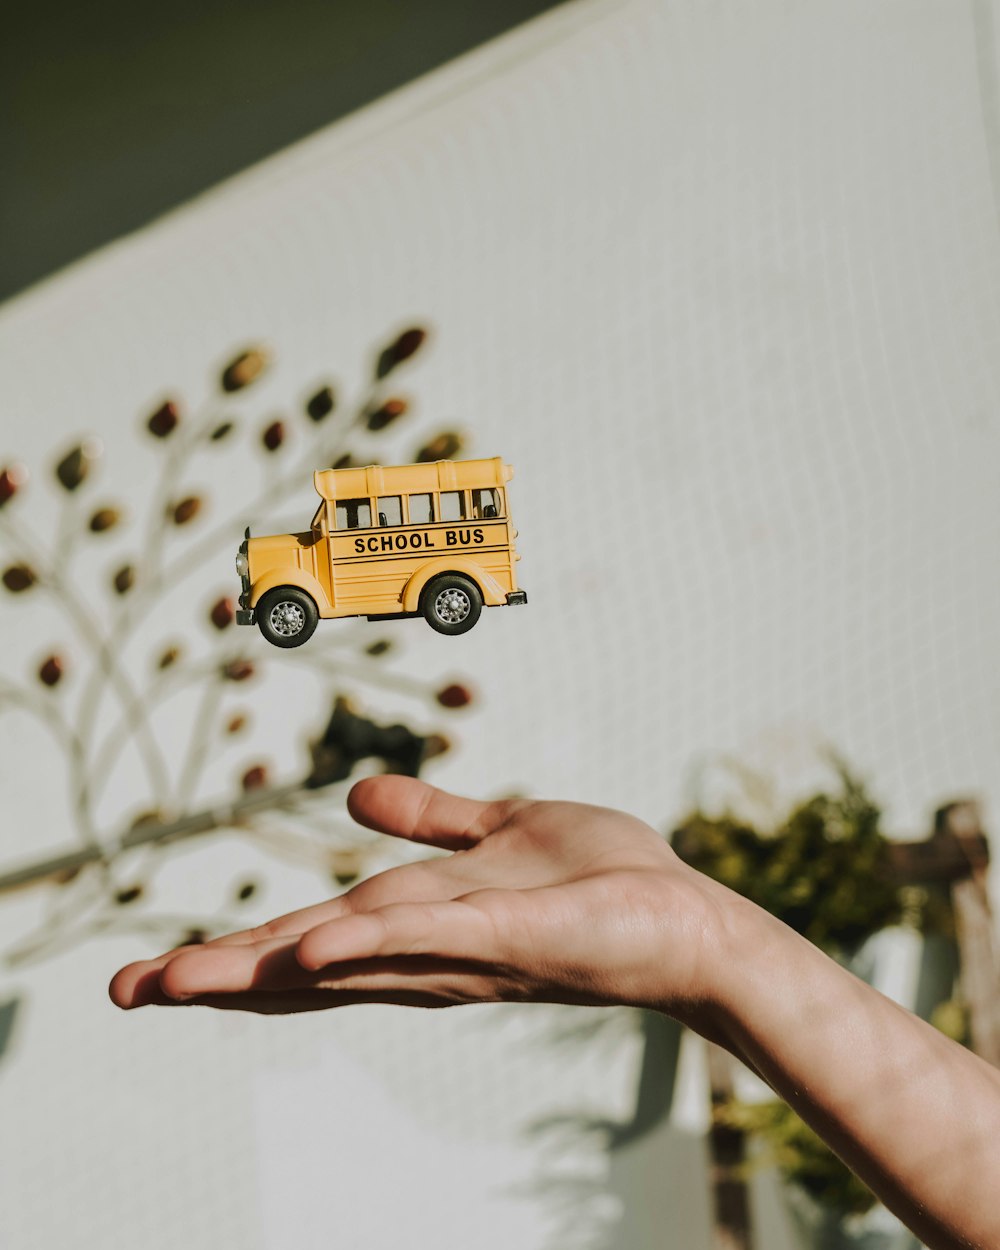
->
0;325;472;964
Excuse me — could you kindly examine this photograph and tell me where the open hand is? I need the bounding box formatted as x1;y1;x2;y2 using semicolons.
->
109;775;731;1018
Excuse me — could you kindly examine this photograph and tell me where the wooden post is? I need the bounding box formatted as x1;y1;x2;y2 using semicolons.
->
887;800;999;1067
706;1042;754;1250
939;803;1000;1066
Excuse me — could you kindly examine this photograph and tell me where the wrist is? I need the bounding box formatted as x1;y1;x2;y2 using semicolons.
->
638;861;754;1023
655;869;824;1051
701;885;858;1066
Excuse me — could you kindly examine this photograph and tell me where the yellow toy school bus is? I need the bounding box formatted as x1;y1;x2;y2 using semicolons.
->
235;457;527;647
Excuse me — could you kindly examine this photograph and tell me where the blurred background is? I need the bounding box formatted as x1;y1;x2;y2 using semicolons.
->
1;1;999;1247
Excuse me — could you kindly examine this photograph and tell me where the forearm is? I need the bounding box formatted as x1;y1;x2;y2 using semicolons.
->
693;899;1000;1250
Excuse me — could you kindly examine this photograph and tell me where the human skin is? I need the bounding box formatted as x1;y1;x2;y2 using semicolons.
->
109;776;1000;1250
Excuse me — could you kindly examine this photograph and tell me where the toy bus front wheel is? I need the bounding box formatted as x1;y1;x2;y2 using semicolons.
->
256;587;319;648
421;574;483;636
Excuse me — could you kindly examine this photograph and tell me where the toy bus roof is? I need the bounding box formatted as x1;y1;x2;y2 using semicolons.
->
313;457;514;501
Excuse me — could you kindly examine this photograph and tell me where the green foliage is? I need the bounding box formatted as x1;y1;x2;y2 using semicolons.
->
715;1099;877;1216
929;996;970;1045
673;762;933;954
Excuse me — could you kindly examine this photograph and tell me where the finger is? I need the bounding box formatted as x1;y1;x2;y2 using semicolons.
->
183;990;455;1012
212;853;476;946
132;980;495;1013
348;775;517;850
160;991;351;1013
108;897;350;1001
297;893;515;971
211;897;349;944
107;856;479;1007
157;937;305;1000
148;939;478;1002
109;961;188;1008
109;937;297;1007
109;945;207;1008
117;947;511;1011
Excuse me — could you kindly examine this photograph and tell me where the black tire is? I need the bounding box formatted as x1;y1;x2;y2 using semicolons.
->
256;587;319;648
421;574;483;636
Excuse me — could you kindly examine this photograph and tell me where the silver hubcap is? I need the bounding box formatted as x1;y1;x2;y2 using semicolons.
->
269;601;306;637
434;587;471;624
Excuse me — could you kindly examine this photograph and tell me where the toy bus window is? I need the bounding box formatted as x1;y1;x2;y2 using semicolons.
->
408;493;433;524
378;496;403;527
335;498;373;530
439;490;467;522
472;488;501;519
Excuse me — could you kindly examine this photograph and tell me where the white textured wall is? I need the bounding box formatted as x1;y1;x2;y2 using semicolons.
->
2;1;999;1247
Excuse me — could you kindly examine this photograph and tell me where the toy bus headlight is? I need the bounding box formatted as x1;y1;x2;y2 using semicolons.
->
235;550;249;578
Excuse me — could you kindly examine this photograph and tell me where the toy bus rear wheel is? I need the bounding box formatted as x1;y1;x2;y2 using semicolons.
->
256;587;319;648
421;574;482;636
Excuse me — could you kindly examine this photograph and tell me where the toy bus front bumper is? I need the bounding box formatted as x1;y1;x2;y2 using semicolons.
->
236;532;254;623
506;591;527;606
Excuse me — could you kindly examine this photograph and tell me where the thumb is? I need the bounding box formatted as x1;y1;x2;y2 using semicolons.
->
347;776;507;851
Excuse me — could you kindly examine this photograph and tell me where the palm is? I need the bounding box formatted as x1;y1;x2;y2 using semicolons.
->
109;776;709;1015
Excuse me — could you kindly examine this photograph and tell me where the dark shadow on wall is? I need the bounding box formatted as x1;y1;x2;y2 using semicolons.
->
0;997;22;1068
0;0;569;304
